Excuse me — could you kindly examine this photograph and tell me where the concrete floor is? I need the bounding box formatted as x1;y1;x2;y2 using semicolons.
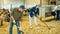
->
0;16;60;34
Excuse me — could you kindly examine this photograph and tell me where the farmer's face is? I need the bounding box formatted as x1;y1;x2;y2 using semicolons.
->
36;5;39;8
18;8;23;12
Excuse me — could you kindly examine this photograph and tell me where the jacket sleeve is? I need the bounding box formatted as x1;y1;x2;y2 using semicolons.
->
37;8;39;15
11;9;14;16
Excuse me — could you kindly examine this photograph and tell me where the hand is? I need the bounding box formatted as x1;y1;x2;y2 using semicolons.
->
13;20;16;24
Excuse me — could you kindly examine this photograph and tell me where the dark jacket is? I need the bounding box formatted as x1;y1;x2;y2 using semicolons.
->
29;7;39;17
11;8;23;21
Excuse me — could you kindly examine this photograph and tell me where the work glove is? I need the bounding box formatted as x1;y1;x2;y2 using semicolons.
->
13;20;16;24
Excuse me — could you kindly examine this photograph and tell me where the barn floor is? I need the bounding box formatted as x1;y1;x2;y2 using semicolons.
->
0;16;60;34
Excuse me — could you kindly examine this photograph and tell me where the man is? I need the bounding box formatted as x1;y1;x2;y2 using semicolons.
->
29;5;40;29
9;5;25;34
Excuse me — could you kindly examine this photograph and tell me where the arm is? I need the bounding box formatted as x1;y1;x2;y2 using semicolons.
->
11;10;16;23
11;16;15;20
37;8;39;15
36;8;40;19
11;9;15;21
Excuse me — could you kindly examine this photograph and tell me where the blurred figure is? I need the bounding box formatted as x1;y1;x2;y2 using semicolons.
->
52;5;60;20
50;1;56;19
9;5;25;34
29;5;40;29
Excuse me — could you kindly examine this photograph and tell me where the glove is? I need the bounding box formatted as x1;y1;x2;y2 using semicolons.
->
13;20;16;24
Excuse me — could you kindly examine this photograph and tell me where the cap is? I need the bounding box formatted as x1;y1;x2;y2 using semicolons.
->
19;5;25;9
